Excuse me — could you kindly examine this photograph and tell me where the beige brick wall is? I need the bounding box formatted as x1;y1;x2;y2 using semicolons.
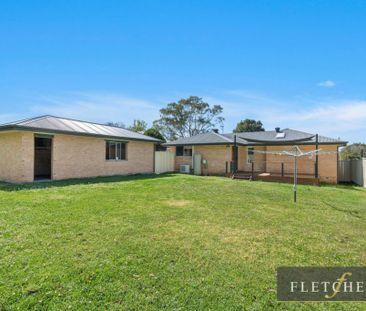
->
238;146;266;172
0;131;34;183
266;145;316;176
52;134;155;180
266;144;339;183
187;143;338;182
318;144;339;183
175;156;193;171
194;145;232;175
167;147;193;171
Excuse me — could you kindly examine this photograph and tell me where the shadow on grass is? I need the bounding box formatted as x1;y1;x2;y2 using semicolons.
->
321;182;366;192
0;173;177;192
321;201;362;218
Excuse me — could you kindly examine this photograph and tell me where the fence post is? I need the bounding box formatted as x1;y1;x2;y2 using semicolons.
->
281;163;284;177
251;162;254;180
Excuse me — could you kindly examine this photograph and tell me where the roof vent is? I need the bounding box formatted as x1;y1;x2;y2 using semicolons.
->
275;127;281;133
212;129;219;133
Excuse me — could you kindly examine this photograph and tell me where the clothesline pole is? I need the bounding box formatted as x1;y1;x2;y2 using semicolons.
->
249;146;340;207
294;156;297;208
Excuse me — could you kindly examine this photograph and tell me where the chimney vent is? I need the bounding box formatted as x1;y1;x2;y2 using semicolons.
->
275;127;281;133
212;129;219;133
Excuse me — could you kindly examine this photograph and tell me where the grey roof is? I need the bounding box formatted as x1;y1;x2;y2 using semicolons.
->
165;128;347;146
0;115;161;142
164;132;233;145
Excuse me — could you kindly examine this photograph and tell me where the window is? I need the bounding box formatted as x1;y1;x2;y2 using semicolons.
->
106;141;127;160
176;145;192;156
176;146;183;156
183;146;192;156
247;147;254;164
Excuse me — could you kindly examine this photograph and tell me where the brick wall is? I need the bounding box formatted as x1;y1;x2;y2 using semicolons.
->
52;134;155;180
238;146;266;172
0;131;34;183
194;145;232;175
266;145;339;183
167;147;193;171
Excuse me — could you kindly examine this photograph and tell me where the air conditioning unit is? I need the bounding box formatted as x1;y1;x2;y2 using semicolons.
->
180;164;190;173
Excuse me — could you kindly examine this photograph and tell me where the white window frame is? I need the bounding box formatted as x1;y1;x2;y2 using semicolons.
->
106;141;127;161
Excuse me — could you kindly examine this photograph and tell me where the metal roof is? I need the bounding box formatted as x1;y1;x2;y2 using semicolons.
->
164;128;347;146
0;115;162;142
164;132;233;145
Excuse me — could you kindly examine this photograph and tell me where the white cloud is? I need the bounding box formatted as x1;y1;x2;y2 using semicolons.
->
28;92;163;126
318;80;336;88
2;89;364;143
207;90;366;143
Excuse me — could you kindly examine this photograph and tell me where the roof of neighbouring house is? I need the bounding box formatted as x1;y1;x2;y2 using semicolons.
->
0;115;162;142
164;129;347;146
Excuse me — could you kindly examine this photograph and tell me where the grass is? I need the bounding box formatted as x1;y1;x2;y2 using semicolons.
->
0;174;365;310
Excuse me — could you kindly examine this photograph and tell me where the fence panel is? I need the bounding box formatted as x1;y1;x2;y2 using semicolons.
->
154;151;175;174
338;159;366;187
338;160;351;182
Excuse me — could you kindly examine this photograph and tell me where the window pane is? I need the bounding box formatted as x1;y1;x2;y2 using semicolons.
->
110;142;116;159
106;142;110;160
120;143;126;160
184;146;192;156
106;141;126;160
116;143;121;160
176;146;183;156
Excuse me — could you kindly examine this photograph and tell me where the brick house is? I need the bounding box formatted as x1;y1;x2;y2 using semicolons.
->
0;116;161;183
164;129;347;184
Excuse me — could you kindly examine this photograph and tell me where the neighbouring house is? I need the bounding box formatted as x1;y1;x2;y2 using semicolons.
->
164;129;347;184
0;115;161;183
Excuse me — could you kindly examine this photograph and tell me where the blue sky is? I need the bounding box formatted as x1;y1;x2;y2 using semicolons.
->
1;0;365;142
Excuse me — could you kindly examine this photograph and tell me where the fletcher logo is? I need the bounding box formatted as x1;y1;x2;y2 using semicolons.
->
277;267;366;301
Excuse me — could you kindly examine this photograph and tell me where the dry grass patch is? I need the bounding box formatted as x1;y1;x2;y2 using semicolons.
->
163;199;192;208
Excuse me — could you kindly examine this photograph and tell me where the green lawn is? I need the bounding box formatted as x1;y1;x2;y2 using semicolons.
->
0;174;365;310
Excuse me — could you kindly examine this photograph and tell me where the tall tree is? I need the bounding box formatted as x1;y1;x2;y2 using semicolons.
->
233;119;265;133
128;119;148;133
340;143;366;160
144;128;165;141
105;121;125;128
153;96;224;140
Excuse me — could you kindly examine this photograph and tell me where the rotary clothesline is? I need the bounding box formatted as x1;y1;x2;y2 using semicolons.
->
251;146;340;158
248;146;340;207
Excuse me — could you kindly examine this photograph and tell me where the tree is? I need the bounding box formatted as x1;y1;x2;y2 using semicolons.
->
128;119;148;133
340;143;366;160
153;96;224;140
106;121;125;128
144;128;165;141
233;119;265;133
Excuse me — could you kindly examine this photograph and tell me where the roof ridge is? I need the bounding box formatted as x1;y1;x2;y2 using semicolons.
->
42;115;129;130
0;115;51;126
25;115;153;138
212;131;233;143
0;115;161;142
